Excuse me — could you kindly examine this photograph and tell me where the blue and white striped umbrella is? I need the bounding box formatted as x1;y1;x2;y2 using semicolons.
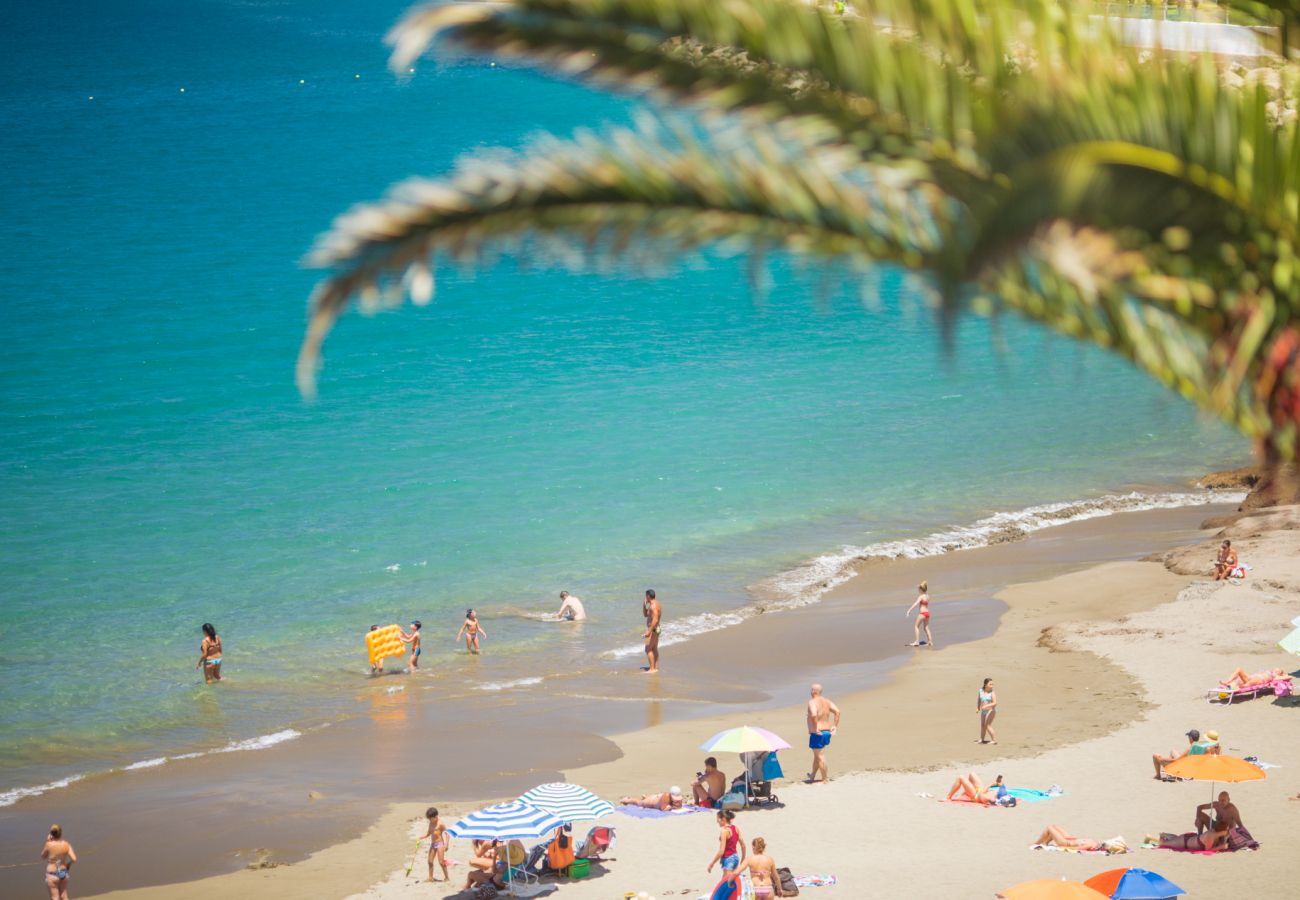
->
445;801;564;841
517;782;614;822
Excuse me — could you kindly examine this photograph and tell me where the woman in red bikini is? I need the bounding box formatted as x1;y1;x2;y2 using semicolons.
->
906;581;934;648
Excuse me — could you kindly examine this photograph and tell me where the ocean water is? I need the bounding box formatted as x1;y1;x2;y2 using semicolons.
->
0;0;1248;800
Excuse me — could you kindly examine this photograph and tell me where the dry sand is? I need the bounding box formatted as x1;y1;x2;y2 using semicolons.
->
87;506;1300;899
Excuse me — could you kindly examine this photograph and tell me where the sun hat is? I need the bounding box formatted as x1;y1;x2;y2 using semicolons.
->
1206;729;1219;741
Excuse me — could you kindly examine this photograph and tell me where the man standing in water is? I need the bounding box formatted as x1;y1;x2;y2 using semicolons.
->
806;683;841;784
556;590;586;621
642;589;662;673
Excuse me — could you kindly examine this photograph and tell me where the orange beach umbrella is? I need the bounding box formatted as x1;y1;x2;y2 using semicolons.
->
1164;753;1264;801
998;879;1108;899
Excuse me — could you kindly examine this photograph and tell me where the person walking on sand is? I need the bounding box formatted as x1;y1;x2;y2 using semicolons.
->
42;824;76;900
706;810;745;881
456;609;486;654
906;581;934;648
556;590;586;621
806;683;841;784
422;806;448;882
978;677;998;744
642;589;662;673
401;620;422;672
197;623;223;683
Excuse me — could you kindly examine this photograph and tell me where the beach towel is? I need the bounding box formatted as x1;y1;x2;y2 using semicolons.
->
793;874;838;887
616;804;707;819
1006;787;1063;803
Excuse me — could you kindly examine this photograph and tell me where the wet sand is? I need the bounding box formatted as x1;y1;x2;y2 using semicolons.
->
1;500;1234;896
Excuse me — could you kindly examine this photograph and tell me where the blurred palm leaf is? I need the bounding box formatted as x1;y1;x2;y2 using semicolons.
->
304;0;1300;460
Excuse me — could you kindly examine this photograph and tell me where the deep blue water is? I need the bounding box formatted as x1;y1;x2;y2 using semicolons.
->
0;0;1247;790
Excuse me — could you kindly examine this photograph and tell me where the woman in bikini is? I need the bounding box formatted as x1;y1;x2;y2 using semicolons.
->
1034;824;1103;851
42;824;76;900
456;609;486;654
706;809;745;880
618;786;684;810
422;806;448;882
1220;667;1287;689
733;837;784;898
196;623;222;683
978;677;998;744
945;772;1003;805
906;581;934;648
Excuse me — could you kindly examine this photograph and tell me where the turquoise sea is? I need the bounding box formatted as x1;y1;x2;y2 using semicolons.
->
0;0;1248;800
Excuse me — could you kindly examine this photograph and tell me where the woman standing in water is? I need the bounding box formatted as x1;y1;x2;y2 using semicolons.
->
905;581;934;648
197;623;222;683
42;824;76;900
456;609;486;654
978;677;998;744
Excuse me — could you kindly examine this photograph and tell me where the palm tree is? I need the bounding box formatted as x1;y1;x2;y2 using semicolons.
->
301;0;1300;462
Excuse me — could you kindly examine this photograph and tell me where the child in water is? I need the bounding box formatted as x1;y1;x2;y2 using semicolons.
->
456;609;486;654
401;621;422;672
423;806;448;882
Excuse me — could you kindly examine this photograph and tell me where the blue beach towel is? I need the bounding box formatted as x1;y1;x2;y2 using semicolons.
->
616;804;708;819
1006;788;1063;803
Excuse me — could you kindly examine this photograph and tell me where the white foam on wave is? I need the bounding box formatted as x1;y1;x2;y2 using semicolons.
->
605;488;1244;659
477;676;544;691
123;757;168;771
214;729;302;754
0;774;84;808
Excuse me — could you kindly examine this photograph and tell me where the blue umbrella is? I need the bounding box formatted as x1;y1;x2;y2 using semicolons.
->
1085;867;1185;900
517;782;614;823
446;801;564;841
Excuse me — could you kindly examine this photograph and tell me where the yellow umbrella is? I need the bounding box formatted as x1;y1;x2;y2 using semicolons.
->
1164;753;1264;801
997;879;1108;899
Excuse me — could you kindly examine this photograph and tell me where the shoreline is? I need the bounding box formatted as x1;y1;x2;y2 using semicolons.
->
50;491;1264;898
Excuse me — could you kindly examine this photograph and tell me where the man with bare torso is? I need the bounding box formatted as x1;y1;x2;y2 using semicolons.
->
1195;791;1244;848
691;756;727;807
642;589;662;673
806;683;841;784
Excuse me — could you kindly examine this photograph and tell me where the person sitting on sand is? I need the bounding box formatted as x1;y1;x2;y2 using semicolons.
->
556;590;586;621
465;839;524;889
945;772;1004;805
1033;824;1104;851
1220;667;1288;690
732;837;785;898
1153;728;1211;779
1213;539;1238;581
1195;791;1243;842
692;757;727;807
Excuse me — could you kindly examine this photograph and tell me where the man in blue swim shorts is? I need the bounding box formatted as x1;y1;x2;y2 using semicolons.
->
806;683;841;784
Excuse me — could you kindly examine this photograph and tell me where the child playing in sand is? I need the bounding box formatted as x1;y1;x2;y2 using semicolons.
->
401;621;422;672
422;807;448;882
456;609;486;654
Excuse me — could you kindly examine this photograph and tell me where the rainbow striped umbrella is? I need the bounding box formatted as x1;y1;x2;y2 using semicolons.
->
700;726;791;754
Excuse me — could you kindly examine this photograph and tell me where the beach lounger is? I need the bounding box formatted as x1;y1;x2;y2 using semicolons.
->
575;825;616;860
1207;678;1293;704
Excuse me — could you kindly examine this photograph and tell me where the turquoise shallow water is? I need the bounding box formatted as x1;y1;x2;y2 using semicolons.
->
0;1;1248;790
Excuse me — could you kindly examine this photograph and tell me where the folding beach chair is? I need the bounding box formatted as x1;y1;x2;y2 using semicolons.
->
575;825;616;859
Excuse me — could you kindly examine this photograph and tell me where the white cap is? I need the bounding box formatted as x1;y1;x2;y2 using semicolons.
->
669;785;682;796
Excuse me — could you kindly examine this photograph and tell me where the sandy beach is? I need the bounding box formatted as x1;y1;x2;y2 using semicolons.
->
76;498;1300;900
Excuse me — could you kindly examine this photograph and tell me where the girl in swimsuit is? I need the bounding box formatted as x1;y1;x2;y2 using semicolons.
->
42;824;76;900
422;806;448;882
978;677;998;744
906;581;934;648
197;623;222;683
733;837;784;897
402;621;423;672
456;609;486;654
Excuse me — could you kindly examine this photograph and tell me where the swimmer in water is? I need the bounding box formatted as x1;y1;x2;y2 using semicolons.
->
401;621;422;672
556;590;586;621
456;609;486;654
197;623;223;683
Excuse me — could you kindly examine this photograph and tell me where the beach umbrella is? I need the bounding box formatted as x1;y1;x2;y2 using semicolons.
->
446;801;563;895
1084;868;1184;900
517;782;614;823
1164;753;1265;801
997;879;1108;899
1279;626;1300;655
700;726;792;803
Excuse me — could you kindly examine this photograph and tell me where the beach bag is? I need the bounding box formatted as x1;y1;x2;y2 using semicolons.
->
762;751;785;780
995;795;1017;807
1227;826;1259;851
547;828;575;870
777;867;799;896
472;882;499;900
1274;679;1293;698
719;790;746;810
